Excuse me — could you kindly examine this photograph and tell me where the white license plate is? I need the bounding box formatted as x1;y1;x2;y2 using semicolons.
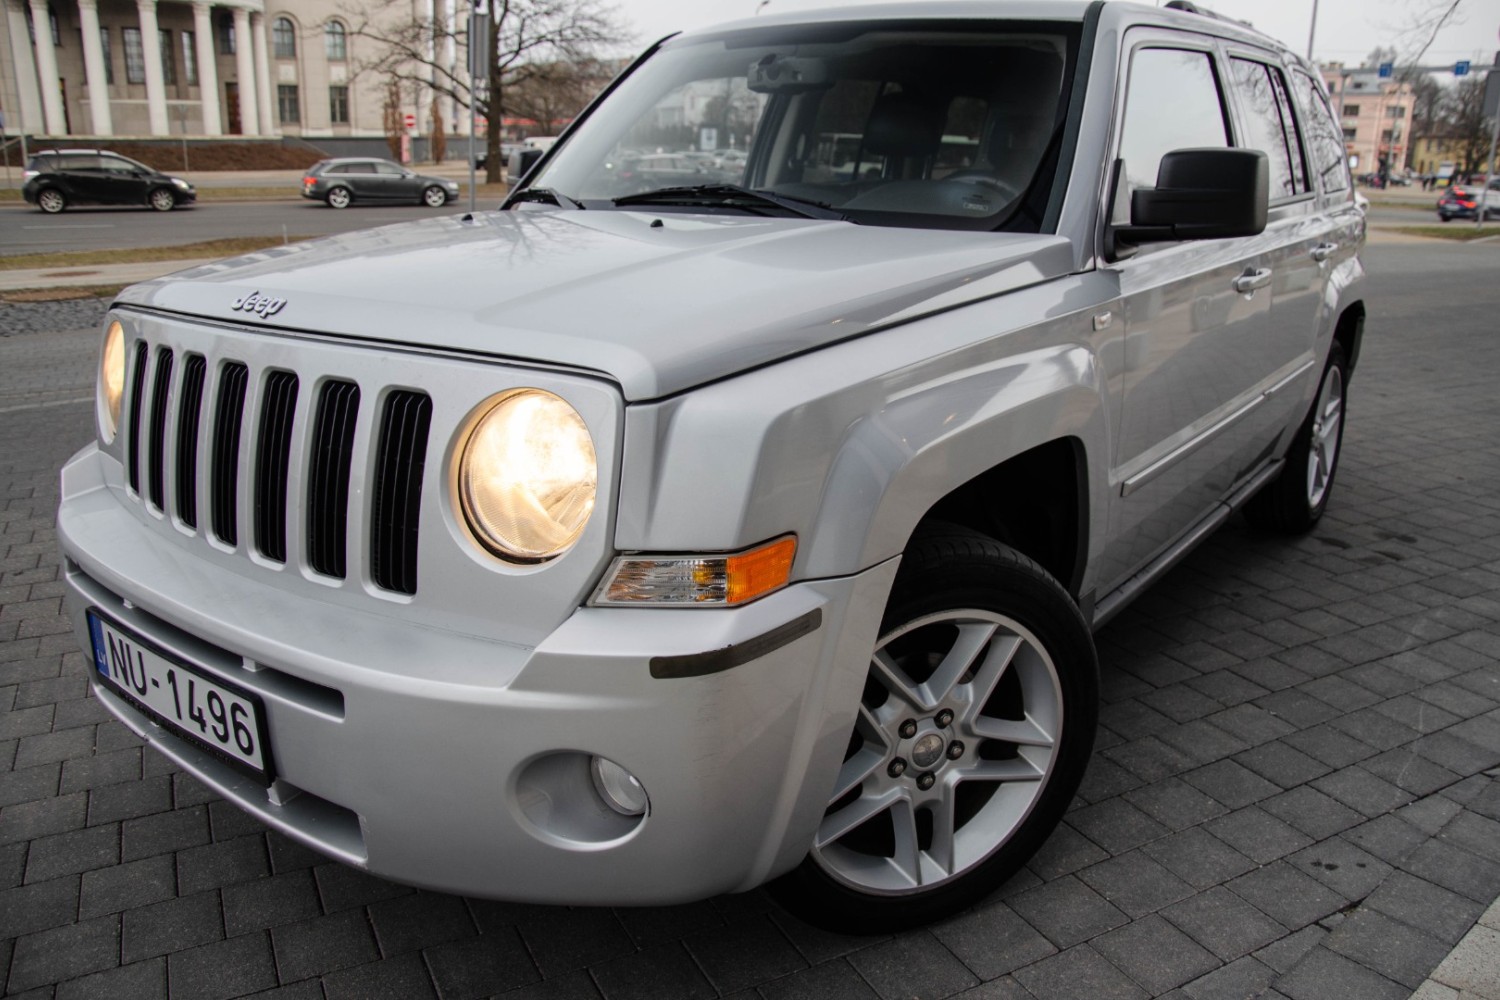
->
88;610;272;780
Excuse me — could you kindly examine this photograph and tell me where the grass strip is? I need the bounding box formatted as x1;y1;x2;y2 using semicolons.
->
2;283;128;302
1392;225;1500;241
0;236;317;271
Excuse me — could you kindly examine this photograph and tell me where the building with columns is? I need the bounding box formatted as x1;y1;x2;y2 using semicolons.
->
0;0;423;140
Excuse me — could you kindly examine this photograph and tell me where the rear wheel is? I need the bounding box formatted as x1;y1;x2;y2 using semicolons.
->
326;186;352;209
422;185;448;207
149;188;177;212
770;524;1098;932
37;188;67;214
1244;341;1348;532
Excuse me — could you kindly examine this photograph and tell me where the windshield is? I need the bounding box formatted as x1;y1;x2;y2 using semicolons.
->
527;19;1079;230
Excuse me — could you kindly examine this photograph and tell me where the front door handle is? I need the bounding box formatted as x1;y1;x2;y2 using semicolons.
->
1310;242;1339;262
1233;267;1273;294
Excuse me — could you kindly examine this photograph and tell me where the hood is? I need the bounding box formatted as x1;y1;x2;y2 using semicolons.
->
116;209;1074;401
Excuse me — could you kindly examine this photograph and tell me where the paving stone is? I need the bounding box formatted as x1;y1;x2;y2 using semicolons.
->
1278;945;1408;1000
1436;810;1500;864
424;928;540;999
265;832;324;874
1180;954;1277;1000
1079;850;1196;917
312;862;412;912
24;821;120;882
1254;924;1327;974
516;907;635;978
55;956;167;1000
121;805;210;861
1204;806;1314;865
932;901;1056;979
1401;839;1500;904
79;853;176;918
1234;742;1331;788
677;914;806;995
1326;709;1421;752
1359;749;1460;798
1312;766;1416;818
1226;861;1347;929
1155;720;1253;765
0;762;60;808
122;890;224;964
1254;690;1340;729
770;908;885;965
177;834;270;895
1102;737;1196;783
272;908;379;982
1027;823;1109;880
206;799;268;842
1182;759;1282;810
1259;786;1364;841
1287;836;1391;901
1123;777;1228;831
757;959;880;1000
1142;826;1256;890
1411;730;1500;776
1065;798;1169;855
1207;704;1299;745
1364;871;1487;943
366;891;475;955
1398;794;1465;835
222;869;322;938
1008;875;1130;949
168;932;278;1000
321;951;438;1000
14;725;96;769
0;874;81;938
1160;886;1286;961
59;748;142;792
1090;913;1220;994
0;789;87;844
1012;943;1148;1000
7;912;121;993
1343;813;1429;866
1323;907;1452;989
87;775;172;826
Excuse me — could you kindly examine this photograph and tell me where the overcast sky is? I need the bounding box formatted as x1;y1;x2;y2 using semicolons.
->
612;0;1500;70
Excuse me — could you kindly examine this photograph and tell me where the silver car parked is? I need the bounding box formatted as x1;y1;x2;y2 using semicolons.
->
60;0;1364;932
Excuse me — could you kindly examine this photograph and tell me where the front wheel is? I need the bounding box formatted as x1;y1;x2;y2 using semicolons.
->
422;185;448;208
37;188;67;214
326;186;352;209
1244;341;1348;532
770;525;1098;932
149;188;177;212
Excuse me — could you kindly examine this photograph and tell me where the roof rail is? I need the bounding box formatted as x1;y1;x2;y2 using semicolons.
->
1162;0;1258;32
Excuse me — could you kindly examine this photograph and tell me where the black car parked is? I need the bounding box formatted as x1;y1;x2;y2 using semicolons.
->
22;149;196;213
301;158;459;208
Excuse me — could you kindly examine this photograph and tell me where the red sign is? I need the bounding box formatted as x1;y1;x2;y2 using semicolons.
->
403;113;417;129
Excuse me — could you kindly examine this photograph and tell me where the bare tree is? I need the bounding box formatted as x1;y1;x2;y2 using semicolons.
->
504;58;617;136
382;78;403;161
1443;75;1494;176
430;96;447;164
344;0;628;182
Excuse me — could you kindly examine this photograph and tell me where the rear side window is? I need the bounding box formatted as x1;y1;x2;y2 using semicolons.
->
1229;58;1307;200
1291;70;1350;195
62;155;103;171
1118;48;1230;197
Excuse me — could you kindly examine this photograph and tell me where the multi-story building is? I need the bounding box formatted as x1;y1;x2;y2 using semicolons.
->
1320;64;1414;177
0;0;455;141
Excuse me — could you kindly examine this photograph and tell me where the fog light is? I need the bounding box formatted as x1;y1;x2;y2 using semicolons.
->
590;756;648;816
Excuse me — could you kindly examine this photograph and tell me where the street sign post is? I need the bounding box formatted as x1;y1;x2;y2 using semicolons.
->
1378;62;1393;78
403;113;417;131
1455;60;1470;77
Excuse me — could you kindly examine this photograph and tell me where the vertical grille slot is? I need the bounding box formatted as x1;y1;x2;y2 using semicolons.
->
126;341;149;494
254;372;300;564
146;347;174;511
175;355;207;528
370;391;432;595
306;380;361;579
211;363;250;547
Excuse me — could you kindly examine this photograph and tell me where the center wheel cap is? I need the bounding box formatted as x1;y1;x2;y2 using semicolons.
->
910;732;945;769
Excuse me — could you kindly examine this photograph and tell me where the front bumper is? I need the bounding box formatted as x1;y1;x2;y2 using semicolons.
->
60;443;897;904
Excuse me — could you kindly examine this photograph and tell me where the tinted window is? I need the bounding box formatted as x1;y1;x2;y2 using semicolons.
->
62;155;103;171
1229;58;1301;200
372;162;405;175
1118;48;1230;197
1292;70;1349;194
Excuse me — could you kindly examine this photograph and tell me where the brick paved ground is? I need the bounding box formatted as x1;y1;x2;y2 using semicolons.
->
3;240;1499;999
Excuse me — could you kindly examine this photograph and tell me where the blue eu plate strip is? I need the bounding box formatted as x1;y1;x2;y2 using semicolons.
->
87;613;109;679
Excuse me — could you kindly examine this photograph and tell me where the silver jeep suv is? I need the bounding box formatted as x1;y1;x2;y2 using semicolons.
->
59;0;1364;931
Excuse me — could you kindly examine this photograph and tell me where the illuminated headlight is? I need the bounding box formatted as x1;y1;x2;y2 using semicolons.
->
458;389;596;562
172;177;192;191
97;320;126;443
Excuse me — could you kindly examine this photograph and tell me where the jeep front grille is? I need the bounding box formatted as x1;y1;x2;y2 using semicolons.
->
124;344;430;596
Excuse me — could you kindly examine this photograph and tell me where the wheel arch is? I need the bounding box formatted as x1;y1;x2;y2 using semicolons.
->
1333;301;1365;379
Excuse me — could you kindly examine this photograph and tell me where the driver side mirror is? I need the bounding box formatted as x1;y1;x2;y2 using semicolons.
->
1110;148;1268;256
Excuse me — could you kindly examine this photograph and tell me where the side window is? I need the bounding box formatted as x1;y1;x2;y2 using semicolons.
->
1228;58;1302;200
1292;70;1350;195
1268;67;1308;194
1117;47;1230;211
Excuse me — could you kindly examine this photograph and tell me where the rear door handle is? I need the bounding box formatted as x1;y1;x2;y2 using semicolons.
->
1310;242;1339;262
1233;268;1273;293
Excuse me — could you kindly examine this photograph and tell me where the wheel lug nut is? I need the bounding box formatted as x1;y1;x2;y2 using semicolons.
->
936;709;954;727
916;772;936;791
898;719;917;739
887;758;907;778
947;740;965;760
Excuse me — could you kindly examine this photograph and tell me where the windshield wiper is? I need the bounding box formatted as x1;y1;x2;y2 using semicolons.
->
510;187;585;210
612;184;847;221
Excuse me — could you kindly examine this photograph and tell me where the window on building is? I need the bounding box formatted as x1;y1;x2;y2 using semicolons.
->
219;12;235;55
278;84;300;123
1381;129;1394;143
123;27;145;85
159;29;176;85
183;31;197;85
273;17;296;59
329;85;349;124
1342;127;1357;141
50;9;59;46
1387;105;1405;118
99;28;114;85
1342;103;1359;117
325;21;347;61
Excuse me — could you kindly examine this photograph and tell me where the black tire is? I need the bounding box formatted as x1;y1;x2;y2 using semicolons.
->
36;187;67;214
1244;341;1349;533
422;184;448;208
326;186;353;209
149;187;176;212
769;523;1098;933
